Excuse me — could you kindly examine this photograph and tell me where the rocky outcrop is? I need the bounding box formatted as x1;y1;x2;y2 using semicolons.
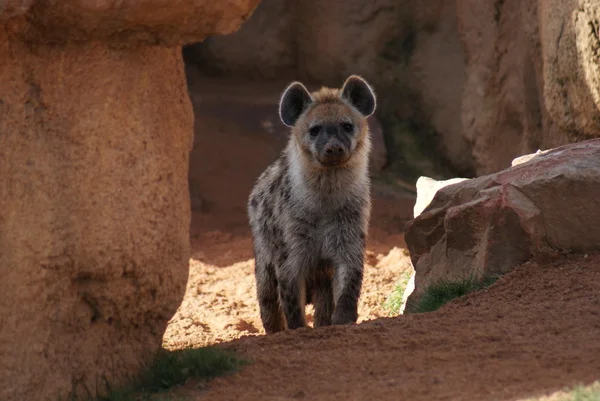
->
404;139;600;311
0;2;259;401
2;1;259;44
457;0;600;175
184;0;600;176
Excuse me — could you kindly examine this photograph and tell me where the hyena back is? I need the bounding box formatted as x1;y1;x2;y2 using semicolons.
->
247;75;376;333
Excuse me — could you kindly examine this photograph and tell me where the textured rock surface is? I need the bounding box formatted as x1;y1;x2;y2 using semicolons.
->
413;176;468;217
539;0;600;138
185;0;600;176
0;1;259;400
456;0;600;174
404;139;600;311
3;0;260;45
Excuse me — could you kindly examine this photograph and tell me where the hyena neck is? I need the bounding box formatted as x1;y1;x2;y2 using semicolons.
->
285;140;370;208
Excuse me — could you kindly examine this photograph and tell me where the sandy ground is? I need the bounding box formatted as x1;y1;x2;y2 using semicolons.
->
164;70;415;348
161;70;600;401
164;230;413;349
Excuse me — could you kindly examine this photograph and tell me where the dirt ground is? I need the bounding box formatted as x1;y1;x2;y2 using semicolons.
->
162;70;600;400
189;252;600;401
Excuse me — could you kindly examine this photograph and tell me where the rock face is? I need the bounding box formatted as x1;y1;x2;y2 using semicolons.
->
184;0;600;176
404;139;600;311
456;0;600;175
0;2;259;401
2;1;260;44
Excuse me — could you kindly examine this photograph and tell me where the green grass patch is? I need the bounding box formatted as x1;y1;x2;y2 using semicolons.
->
414;275;499;314
383;271;412;316
133;347;245;394
560;382;600;401
64;347;248;401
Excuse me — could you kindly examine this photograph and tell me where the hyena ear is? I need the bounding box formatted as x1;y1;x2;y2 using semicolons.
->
340;75;376;117
279;82;313;127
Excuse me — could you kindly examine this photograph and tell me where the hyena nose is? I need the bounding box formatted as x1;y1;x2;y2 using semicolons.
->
325;145;344;156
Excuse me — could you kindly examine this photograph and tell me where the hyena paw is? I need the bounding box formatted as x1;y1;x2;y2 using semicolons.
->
331;309;357;326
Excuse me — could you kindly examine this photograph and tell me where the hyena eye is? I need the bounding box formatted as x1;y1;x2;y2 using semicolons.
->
309;125;322;137
341;122;354;133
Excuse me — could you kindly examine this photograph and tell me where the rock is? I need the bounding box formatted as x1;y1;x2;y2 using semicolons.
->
0;2;259;401
5;0;261;45
510;148;559;167
0;0;33;20
413;176;469;218
183;0;295;78
368;116;387;174
539;0;600;138
184;0;600;176
399;273;415;315
404;139;600;312
399;175;469;311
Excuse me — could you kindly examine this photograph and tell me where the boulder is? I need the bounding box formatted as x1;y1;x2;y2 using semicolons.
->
413;176;469;217
456;0;600;175
0;1;259;400
404;138;600;311
4;1;260;45
399;175;469;312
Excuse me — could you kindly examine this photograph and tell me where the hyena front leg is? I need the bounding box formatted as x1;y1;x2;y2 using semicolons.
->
312;269;334;328
276;259;307;330
255;258;286;334
331;238;365;326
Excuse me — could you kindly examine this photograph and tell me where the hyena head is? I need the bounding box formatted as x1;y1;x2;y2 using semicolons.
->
279;75;377;169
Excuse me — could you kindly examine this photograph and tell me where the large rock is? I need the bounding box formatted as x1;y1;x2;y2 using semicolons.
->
540;0;600;138
456;0;600;175
184;0;600;176
0;2;259;401
398;176;467;313
3;1;260;44
404;138;600;311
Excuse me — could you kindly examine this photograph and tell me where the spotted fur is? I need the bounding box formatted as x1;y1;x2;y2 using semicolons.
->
247;75;376;333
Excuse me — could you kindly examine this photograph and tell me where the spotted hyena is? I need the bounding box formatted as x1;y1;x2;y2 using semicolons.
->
247;75;376;333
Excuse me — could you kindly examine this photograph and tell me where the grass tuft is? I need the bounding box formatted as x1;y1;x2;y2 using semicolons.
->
556;382;600;401
133;347;245;394
414;275;499;314
62;346;247;401
383;271;412;316
522;381;600;401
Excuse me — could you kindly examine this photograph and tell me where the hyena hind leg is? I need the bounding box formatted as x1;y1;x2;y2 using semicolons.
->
312;270;334;328
255;260;286;334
